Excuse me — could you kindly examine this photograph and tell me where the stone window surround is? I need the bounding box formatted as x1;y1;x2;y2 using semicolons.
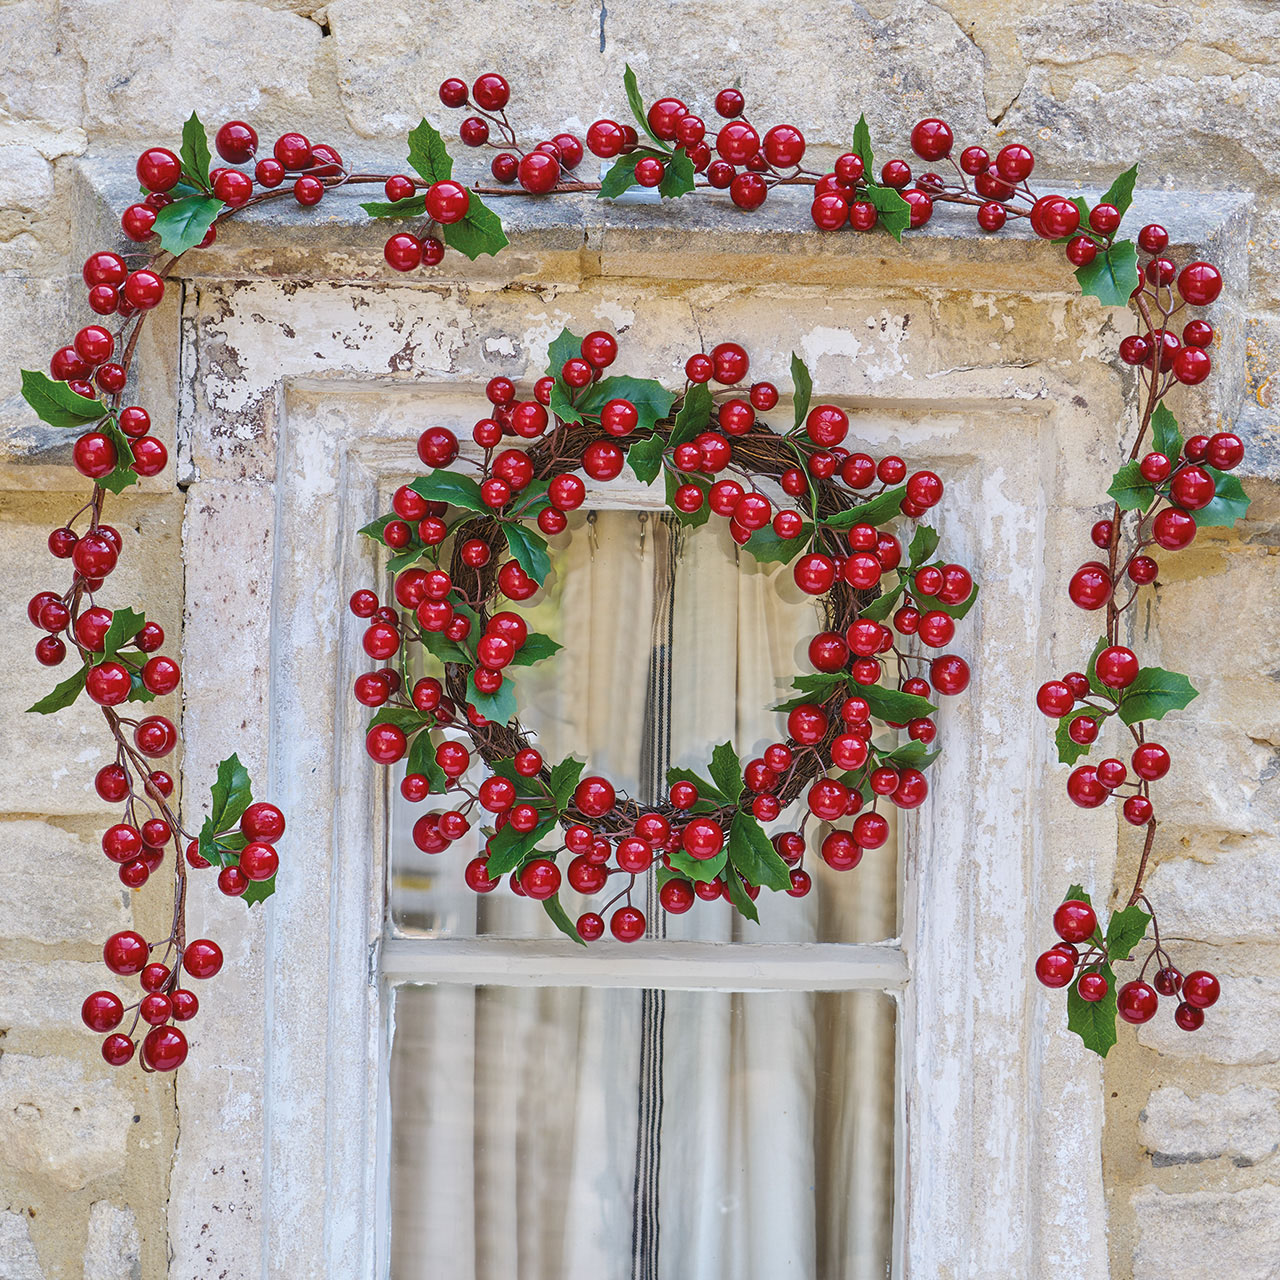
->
60;159;1256;1279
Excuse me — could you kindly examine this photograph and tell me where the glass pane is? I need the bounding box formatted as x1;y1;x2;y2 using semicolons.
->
389;983;895;1280
389;510;900;945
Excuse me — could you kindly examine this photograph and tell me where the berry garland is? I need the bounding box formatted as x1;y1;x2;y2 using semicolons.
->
17;65;1246;1072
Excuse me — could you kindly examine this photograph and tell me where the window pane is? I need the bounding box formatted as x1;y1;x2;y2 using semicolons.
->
389;511;899;945
389;983;895;1280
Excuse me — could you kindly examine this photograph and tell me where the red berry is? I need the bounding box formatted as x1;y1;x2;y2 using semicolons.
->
610;906;646;942
518;151;560;194
1053;898;1098;943
1035;946;1075;988
1118;981;1159;1024
137;148;182;192
1182;970;1220;1008
910;118;953;162
472;73;509;111
995;144;1034;183
183;938;223;978
215;120;257;164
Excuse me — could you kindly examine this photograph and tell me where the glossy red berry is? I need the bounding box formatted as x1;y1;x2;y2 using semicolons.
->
137;147;182;192
1054;898;1098;943
1117;980;1159;1024
1182;970;1220;1008
610;906;646;942
1035;946;1076;988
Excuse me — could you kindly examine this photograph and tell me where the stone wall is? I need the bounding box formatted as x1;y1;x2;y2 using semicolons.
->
1;2;1278;1277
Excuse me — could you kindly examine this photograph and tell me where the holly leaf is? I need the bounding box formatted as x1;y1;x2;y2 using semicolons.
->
198;753;253;864
1104;903;1151;963
1084;635;1111;699
1065;883;1091;907
859;582;904;622
407;118;453;184
908;525;940;567
99;607;147;661
542;893;587;945
27;664;88;714
442;192;509;261
864;183;911;242
410;471;486;511
241;874;277;907
1149;402;1183;463
667;847;726;883
404;730;449;795
509;632;562;667
1075;240;1140;308
669;382;712;449
503;522;551;584
658;147;696;200
97;420;139;496
358;514;397;542
823;485;907;529
1067;962;1118;1057
1099;163;1139;220
664;470;711;527
490;757;546;800
708;741;744;804
577;376;676;434
1117;666;1197;726
179;111;212;187
1192;465;1250;528
626;432;666;485
420;629;470;667
545;328;585;382
878;739;941;770
598;153;643;201
467;672;518;726
665;765;729;806
359;194;427;219
727;811;791;891
743;519;812;565
790;352;812;430
623;64;669;150
1055;708;1099;766
485;816;557;877
921;582;979;621
771;672;847;714
723;868;760;924
851;114;875;175
153;195;223;256
20;370;107;428
860;683;937;723
1107;460;1156;511
125;665;157;706
369;706;429;732
548;756;586;809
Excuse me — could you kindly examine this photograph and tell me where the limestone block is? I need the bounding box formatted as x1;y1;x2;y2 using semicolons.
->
1145;841;1280;944
0;1054;132;1191
1141;1085;1280;1166
83;1201;141;1280
0;146;55;214
0;1211;44;1280
0;959;132;1031
0;3;83;130
1017;1;1189;65
1133;1184;1280;1280
0;820;129;943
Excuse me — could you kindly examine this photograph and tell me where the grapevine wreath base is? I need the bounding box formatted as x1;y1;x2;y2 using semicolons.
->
16;63;1248;1072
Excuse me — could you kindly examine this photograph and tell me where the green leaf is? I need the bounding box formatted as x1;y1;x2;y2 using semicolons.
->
1150;402;1183;463
577;375;676;435
1065;883;1091;907
124;665;156;705
667;847;726;884
658;147;696;199
420;628;471;667
179;112;212;187
1099;163;1139;219
198;753;254;865
723;867;760;924
369;706;428;732
542;893;587;945
790;352;812;430
864;183;911;242
409;471;486;511
100;607;146;661
1067;963;1118;1058
921;581;980;622
509;632;562;667
708;741;744;804
407;118;454;184
1055;708;1099;766
503;522;551;585
490;757;546;800
623;64;669;150
859;582;904;623
1105;903;1151;963
359;194;427;219
442;192;509;260
545;328;584;382
743;519;812;565
771;672;847;714
727;811;791;891
626;432;666;485
1084;635;1111;699
908;525;940;567
20;370;107;428
598;152;643;200
548;756;586;809
860;683;937;723
27;664;88;714
153;195;223;256
669;382;713;449
1192;465;1250;528
878;739;941;770
1117;666;1197;727
823;485;907;529
664;470;711;527
1075;239;1140;308
665;765;729;806
387;546;429;575
1107;459;1156;511
97;419;138;496
548;384;583;425
241;874;277;907
851;114;875;175
405;730;449;795
467;672;517;726
358;514;396;542
485;817;557;877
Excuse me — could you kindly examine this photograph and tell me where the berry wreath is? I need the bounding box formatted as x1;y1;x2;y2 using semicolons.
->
19;65;1246;1072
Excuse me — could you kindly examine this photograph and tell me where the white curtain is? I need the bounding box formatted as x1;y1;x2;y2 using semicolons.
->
390;512;896;1279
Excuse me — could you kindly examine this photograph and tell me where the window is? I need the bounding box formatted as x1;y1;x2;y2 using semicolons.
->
382;499;904;1278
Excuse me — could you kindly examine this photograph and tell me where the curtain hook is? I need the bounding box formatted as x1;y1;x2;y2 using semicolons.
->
587;509;598;559
638;510;648;559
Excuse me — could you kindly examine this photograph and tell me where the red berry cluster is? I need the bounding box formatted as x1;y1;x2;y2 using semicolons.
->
353;330;972;941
